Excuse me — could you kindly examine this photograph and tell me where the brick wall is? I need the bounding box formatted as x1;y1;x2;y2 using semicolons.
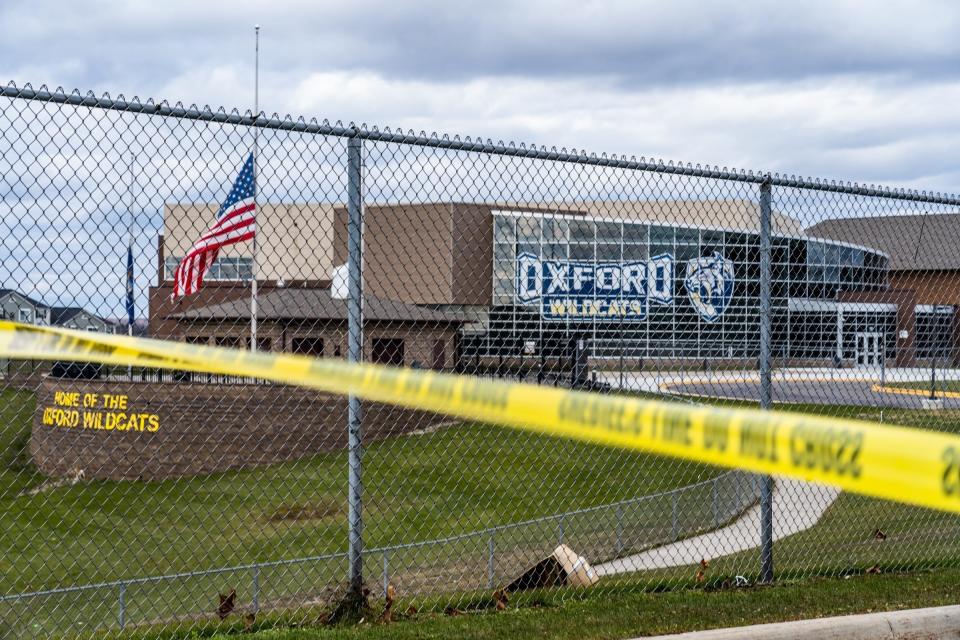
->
31;378;445;481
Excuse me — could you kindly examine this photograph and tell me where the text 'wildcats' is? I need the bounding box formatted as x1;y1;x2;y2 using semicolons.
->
515;253;674;321
515;252;737;322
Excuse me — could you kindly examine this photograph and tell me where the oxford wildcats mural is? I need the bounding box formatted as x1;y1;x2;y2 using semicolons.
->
683;252;736;322
515;252;674;321
515;252;735;322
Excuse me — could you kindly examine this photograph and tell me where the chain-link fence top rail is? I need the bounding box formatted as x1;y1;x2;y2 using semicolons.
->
3;81;960;637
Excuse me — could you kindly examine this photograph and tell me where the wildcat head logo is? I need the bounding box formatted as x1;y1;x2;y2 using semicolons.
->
684;252;735;322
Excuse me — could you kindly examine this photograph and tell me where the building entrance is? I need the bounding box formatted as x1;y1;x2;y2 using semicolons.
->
855;332;884;367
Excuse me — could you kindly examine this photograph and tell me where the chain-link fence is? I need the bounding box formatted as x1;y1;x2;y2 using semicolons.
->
2;82;960;637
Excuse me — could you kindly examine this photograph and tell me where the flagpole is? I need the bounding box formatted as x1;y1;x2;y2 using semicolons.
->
126;152;134;378
250;24;260;353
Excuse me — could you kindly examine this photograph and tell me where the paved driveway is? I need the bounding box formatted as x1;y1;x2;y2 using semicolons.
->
667;379;960;408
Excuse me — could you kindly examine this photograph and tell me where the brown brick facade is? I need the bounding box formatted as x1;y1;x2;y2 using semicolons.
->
837;270;960;366
146;297;460;371
31;378;445;481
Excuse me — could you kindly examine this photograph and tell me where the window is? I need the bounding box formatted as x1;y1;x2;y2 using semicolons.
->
372;338;405;366
432;339;446;370
18;308;33;323
165;256;253;281
916;308;954;359
256;337;272;352
215;336;243;348
185;336;210;345
291;337;324;356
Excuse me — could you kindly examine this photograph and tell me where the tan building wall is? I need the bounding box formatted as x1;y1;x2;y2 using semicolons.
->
162;199;803;307
536;199;804;235
162;202;336;283
334;203;456;305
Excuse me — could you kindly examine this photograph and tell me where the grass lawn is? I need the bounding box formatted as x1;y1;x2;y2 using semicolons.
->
101;566;960;640
0;388;720;635
5;384;960;637
638;397;960;579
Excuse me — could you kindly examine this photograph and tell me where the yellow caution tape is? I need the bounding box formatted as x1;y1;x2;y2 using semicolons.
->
2;319;959;514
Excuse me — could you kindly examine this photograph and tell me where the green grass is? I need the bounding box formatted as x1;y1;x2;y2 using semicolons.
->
0;388;40;495
6;385;960;637
0;388;719;634
95;567;960;640
639;396;960;578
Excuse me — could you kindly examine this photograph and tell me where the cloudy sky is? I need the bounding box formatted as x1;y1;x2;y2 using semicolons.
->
3;0;960;316
4;0;960;193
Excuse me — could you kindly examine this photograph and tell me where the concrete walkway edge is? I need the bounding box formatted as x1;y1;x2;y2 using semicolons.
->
637;604;960;639
596;478;840;574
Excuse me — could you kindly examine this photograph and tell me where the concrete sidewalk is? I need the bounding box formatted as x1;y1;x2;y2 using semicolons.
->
637;604;960;639
596;478;839;574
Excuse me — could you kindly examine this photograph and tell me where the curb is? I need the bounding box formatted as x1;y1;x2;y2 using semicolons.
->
637;604;960;639
872;383;960;399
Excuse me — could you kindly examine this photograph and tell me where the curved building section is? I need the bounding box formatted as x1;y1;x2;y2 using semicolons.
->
477;209;890;364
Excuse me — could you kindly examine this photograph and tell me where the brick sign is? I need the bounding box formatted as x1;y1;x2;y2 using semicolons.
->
40;389;160;433
32;378;442;480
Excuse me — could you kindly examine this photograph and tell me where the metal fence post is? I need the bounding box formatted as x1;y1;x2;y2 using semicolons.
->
711;478;719;527
252;563;260;613
347;135;365;597
487;536;495;589
759;176;775;584
382;552;389;597
671;492;679;541
734;473;741;514
118;582;126;630
615;503;625;556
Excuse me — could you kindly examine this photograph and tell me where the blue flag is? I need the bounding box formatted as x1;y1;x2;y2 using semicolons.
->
125;245;135;327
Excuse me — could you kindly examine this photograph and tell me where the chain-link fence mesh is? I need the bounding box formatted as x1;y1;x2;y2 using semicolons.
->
1;83;960;637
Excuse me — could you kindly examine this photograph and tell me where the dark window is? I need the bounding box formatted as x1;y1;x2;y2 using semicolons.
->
916;309;954;360
291;337;324;356
257;337;272;352
185;336;209;345
432;339;446;370
215;336;243;348
372;338;405;366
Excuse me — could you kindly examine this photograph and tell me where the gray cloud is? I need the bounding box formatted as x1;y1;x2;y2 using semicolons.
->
6;1;960;88
3;0;959;186
3;0;960;318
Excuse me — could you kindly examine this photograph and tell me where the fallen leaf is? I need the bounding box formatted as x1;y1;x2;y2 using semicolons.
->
380;583;397;623
217;589;237;620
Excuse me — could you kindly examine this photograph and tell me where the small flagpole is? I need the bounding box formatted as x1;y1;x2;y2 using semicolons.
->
250;24;260;353
126;152;134;378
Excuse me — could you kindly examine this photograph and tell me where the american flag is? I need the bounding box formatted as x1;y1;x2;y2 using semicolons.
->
172;154;257;298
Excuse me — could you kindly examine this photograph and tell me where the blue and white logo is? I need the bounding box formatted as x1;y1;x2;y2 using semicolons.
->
684;252;735;322
516;253;674;321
